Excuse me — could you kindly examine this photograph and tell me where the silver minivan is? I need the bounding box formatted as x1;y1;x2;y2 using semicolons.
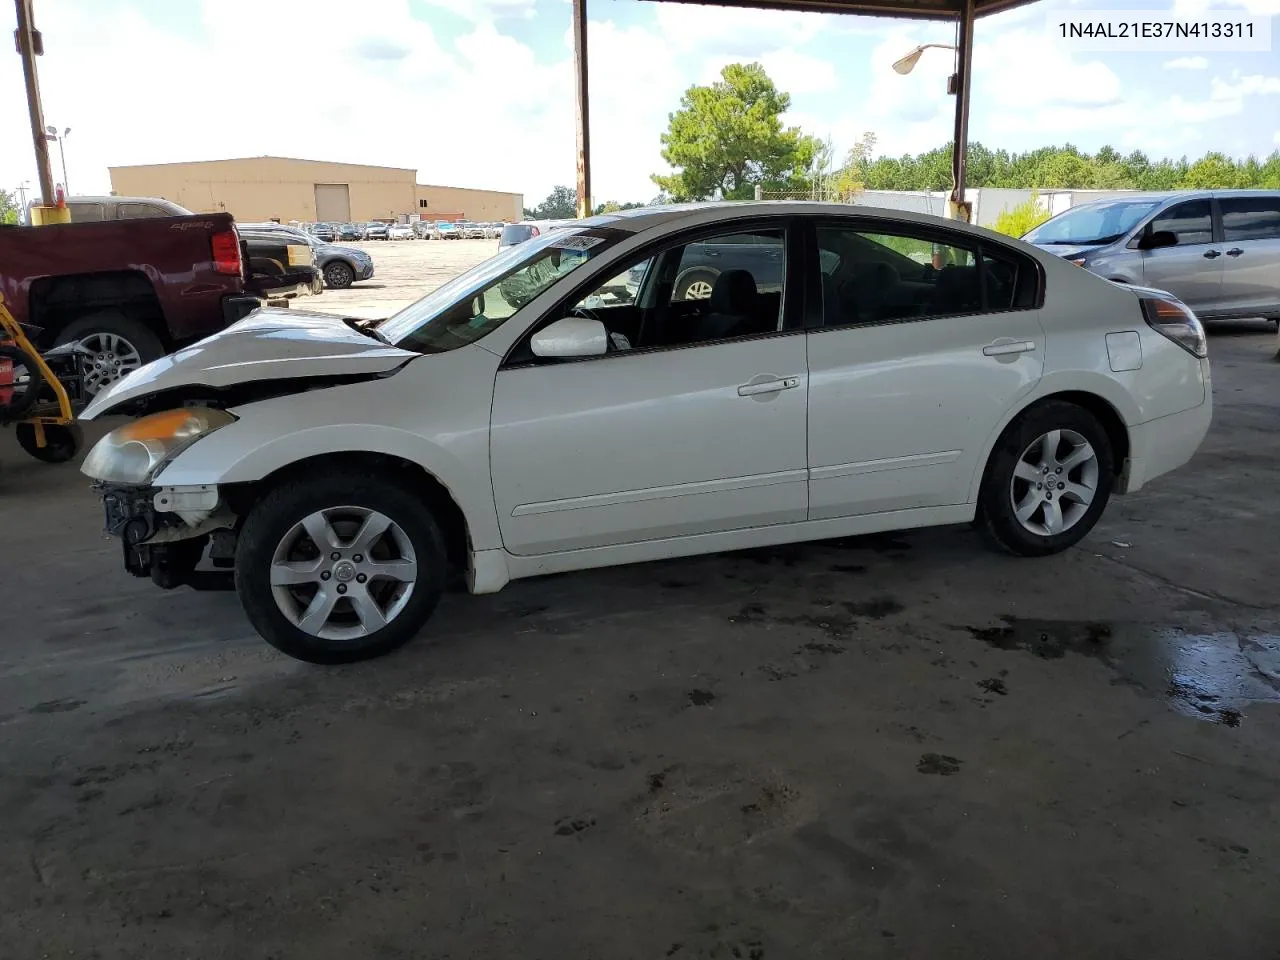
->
1024;190;1280;325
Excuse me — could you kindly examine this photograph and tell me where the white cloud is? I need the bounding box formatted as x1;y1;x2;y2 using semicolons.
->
758;49;839;95
1274;130;1280;145
1164;56;1209;70
1211;73;1280;100
1173;0;1280;16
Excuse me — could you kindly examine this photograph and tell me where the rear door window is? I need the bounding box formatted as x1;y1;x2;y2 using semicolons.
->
1148;200;1213;246
67;202;105;222
1220;196;1280;242
117;202;169;219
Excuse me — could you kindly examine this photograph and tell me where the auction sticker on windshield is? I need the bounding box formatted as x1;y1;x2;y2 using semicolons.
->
551;235;606;250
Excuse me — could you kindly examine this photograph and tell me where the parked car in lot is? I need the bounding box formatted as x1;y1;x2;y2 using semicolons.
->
457;221;485;239
412;220;436;239
338;222;364;242
239;222;374;289
363;222;389;241
1024;190;1280;326
484;222;504;239
388;223;415;240
499;219;575;248
79;202;1211;664
435;221;461;240
308;222;339;243
237;229;322;299
0;211;261;396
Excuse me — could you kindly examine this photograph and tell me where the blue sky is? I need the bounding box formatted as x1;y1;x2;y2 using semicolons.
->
2;0;1277;208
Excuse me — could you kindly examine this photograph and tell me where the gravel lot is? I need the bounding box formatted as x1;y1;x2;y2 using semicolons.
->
1;253;1278;959
310;238;499;319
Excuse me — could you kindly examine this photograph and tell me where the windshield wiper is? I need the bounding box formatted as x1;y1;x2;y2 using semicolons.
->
343;316;393;346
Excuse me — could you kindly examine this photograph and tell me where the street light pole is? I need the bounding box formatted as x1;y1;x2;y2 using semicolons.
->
57;127;70;195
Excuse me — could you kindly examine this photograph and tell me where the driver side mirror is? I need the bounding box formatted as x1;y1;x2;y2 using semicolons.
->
1140;230;1178;251
531;317;608;358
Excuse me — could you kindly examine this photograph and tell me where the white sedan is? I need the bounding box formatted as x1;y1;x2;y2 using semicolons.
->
79;203;1212;663
387;223;415;240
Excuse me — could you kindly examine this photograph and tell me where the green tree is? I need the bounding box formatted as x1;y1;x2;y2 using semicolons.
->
525;185;576;220
592;200;646;215
832;132;877;199
652;63;820;201
0;189;19;225
1179;152;1239;189
992;193;1051;238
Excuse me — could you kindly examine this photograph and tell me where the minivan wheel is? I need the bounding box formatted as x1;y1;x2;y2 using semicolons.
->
235;472;447;664
977;401;1114;557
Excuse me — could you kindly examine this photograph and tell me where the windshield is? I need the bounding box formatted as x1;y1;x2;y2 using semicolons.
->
379;227;618;353
1023;200;1161;245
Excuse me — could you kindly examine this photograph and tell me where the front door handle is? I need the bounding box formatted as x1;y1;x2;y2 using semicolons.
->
738;376;800;397
982;340;1036;357
1226;247;1243;257
1203;249;1222;259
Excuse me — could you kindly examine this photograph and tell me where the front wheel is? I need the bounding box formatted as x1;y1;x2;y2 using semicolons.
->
54;313;164;397
977;401;1114;557
235;472;447;663
324;260;355;289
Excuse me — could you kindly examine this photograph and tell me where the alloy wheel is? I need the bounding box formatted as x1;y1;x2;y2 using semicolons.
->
78;331;143;395
684;280;714;300
1009;428;1099;537
269;506;417;640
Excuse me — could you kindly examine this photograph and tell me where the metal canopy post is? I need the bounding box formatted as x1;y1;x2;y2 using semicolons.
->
949;0;975;221
14;0;55;206
572;0;592;219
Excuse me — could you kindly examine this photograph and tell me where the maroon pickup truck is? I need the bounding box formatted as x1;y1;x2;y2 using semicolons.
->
0;213;263;396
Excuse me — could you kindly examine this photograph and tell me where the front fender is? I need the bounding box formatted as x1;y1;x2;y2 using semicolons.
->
153;349;504;550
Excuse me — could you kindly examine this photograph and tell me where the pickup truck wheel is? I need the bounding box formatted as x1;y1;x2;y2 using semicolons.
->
674;269;718;301
235;471;447;664
323;261;355;289
55;313;164;396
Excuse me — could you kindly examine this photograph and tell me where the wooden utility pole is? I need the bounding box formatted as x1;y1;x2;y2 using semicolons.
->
571;0;591;219
949;0;975;223
14;0;54;206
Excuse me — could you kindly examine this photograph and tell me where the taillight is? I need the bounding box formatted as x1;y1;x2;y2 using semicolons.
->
1141;296;1207;359
211;228;242;276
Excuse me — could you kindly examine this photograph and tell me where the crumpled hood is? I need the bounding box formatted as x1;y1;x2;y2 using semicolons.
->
82;307;416;419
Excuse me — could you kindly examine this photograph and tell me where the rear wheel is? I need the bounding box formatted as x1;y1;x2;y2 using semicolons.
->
235;471;447;664
15;421;82;463
978;401;1114;557
54;313;164;397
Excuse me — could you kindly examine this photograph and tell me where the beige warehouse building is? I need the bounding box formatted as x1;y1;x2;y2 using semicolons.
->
108;156;523;223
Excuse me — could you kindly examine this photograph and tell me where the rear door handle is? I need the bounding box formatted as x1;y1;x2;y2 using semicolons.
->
738;376;800;397
1203;249;1221;259
1226;247;1243;257
982;340;1036;357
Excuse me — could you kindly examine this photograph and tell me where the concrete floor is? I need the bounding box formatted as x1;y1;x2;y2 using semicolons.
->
1;322;1278;960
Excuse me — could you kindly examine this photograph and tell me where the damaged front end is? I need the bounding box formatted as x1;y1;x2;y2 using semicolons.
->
99;481;239;589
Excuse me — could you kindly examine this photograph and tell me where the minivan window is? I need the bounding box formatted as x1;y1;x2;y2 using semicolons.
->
117;202;168;219
500;224;535;246
1023;200;1160;245
1220;196;1280;242
1148;200;1213;246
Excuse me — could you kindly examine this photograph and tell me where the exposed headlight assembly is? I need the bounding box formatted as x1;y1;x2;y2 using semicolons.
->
81;407;237;484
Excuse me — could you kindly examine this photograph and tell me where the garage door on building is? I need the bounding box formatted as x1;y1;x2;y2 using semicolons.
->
314;183;351;222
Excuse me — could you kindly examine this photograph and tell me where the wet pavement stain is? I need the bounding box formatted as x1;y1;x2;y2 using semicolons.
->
917;753;962;776
967;617;1280;726
843;596;905;620
687;689;717;706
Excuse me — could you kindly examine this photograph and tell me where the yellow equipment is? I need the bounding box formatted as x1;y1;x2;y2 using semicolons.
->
0;292;84;463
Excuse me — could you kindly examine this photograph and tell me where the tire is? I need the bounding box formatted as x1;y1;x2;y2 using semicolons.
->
323;261;355;289
977;401;1114;557
54;312;165;397
15;422;82;463
0;343;45;421
234;471;447;664
674;269;719;301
